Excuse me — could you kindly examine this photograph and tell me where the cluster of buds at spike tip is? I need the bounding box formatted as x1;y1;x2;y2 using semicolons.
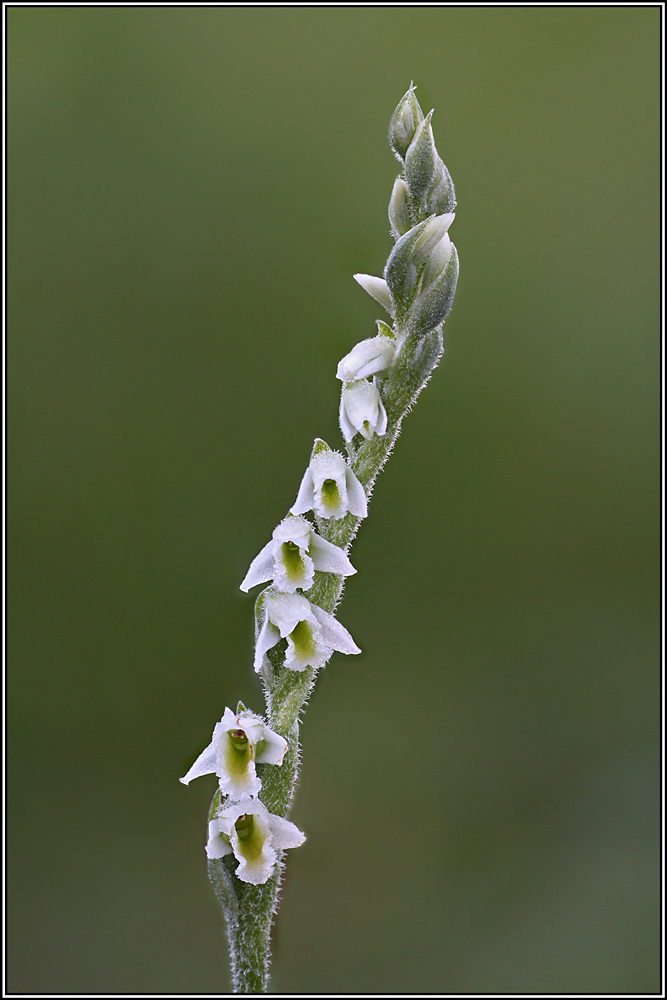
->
354;84;459;342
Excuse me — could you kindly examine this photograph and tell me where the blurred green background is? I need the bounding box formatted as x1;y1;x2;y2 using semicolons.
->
8;7;660;994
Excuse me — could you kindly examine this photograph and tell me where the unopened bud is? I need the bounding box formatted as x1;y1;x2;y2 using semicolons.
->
388;84;424;161
424;160;456;217
404;112;437;202
421;223;454;288
409;242;459;337
384;214;454;325
388;176;412;239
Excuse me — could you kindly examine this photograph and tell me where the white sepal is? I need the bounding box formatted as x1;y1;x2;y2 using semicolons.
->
206;819;233;859
336;335;396;383
239;540;276;593
240;515;355;593
311;604;361;655
353;274;394;315
339;380;388;442
291;444;368;520
180;706;287;798
206;796;305;884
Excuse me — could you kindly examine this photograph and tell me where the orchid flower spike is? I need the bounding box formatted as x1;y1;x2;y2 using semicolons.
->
240;514;356;594
339;379;388;443
336;326;396;383
180;706;287;798
292;439;368;520
254;591;360;673
206;795;305;885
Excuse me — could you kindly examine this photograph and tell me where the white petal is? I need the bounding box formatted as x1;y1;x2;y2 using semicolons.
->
180;740;218;785
339;390;358;443
272;515;312;547
291;468;316;516
205;820;233;859
375;393;388;436
217;796;263;829
254;615;280;673
308;533;356;577
310;450;347;490
269;813;306;851
336;335;396;382
218;706;240;732
340;381;386;442
344;466;368;518
267;592;315;637
311;605;361;655
255;726;288;765
353;273;394;315
240;540;275;593
233;714;264;744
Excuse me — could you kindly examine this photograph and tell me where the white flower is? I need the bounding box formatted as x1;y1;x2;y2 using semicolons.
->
336;333;396;383
254;591;360;673
206;796;305;885
339;380;388;443
353;273;393;315
292;442;367;520
180;706;287;798
240;515;356;594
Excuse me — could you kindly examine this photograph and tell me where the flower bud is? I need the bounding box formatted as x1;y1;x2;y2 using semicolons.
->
388;176;412;239
409;242;459;337
421;229;454;289
424;159;456;217
384;214;454;324
404;112;437;202
339;380;388;443
336;333;396;383
388;84;424;160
